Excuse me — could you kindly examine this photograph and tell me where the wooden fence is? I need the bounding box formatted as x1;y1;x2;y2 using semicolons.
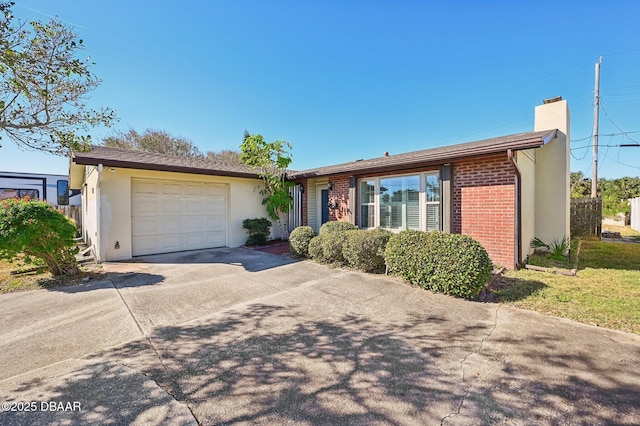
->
631;197;640;232
570;197;602;239
59;205;82;235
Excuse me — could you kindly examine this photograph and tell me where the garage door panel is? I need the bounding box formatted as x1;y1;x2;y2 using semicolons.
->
132;199;160;216
132;179;227;256
162;183;181;195
203;231;226;246
132;217;159;236
133;236;162;256
160;235;183;252
134;182;159;194
184;233;209;248
206;216;225;230
160;218;183;233
206;200;225;214
206;185;226;196
184;217;204;231
185;184;205;196
161;200;182;214
185;199;205;213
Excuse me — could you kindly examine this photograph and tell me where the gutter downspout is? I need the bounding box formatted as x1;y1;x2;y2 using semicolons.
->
507;150;522;267
96;164;103;263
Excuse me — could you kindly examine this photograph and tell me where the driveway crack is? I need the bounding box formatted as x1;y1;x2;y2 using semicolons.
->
440;305;501;425
108;275;199;424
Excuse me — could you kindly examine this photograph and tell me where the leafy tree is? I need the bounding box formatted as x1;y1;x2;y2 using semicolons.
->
0;2;115;155
571;171;640;216
0;197;79;276
205;149;242;164
570;171;591;199
240;132;293;239
598;177;640;216
103;129;202;157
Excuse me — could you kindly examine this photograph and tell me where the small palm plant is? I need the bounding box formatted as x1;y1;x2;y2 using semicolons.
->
530;236;569;261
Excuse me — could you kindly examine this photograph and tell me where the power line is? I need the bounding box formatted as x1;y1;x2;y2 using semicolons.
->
602;47;640;57
571;144;634;150
572;131;640;145
600;101;640;144
604;150;640;170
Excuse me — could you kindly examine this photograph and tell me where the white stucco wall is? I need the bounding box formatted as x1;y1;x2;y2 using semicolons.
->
534;99;571;245
516;149;536;260
77;167;270;261
82;166;99;256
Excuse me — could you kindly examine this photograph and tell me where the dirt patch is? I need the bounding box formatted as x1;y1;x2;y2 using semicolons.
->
0;262;107;294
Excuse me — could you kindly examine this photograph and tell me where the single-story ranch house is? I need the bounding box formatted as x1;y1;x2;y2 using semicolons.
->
69;98;570;269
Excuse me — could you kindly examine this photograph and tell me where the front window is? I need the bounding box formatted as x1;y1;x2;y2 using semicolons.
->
360;180;375;228
359;172;441;232
425;173;440;231
379;176;420;230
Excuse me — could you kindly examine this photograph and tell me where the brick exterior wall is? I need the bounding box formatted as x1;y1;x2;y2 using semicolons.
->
296;153;518;268
328;175;350;222
453;154;516;268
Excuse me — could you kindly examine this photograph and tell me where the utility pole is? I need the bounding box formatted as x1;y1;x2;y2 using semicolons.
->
591;56;602;198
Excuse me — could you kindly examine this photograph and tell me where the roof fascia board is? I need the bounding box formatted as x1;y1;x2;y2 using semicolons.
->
292;132;554;179
71;156;259;179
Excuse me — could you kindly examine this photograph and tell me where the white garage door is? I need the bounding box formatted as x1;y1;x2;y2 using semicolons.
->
131;179;227;256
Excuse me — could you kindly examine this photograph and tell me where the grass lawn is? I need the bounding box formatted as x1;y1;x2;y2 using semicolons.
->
492;240;640;334
0;259;104;294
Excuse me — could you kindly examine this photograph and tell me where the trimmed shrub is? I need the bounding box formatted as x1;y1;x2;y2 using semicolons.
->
384;230;432;287
343;228;393;273
0;198;79;276
319;221;358;235
308;232;349;264
242;218;272;245
308;235;324;262
289;226;316;258
385;230;493;299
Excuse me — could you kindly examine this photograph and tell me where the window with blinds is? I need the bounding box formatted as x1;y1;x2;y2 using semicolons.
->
379;176;420;230
425;173;440;231
358;172;441;232
360;180;376;228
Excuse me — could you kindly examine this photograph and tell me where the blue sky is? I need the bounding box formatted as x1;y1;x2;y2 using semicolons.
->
1;1;639;179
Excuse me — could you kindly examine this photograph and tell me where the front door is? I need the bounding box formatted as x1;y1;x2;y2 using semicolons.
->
320;189;329;225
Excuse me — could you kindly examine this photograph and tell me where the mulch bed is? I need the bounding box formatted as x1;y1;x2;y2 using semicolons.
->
244;240;291;256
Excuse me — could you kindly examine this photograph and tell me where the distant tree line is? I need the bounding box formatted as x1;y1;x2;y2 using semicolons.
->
102;129;241;164
571;171;640;216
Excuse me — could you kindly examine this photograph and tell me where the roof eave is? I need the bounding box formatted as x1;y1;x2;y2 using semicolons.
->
291;131;557;179
71;156;260;180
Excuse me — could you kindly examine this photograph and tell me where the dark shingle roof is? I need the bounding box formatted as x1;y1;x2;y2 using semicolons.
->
291;129;557;179
73;129;557;181
72;145;260;179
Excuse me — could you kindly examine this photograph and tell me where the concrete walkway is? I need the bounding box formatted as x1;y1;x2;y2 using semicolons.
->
1;248;639;425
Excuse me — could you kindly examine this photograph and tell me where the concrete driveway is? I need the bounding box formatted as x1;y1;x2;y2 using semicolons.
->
1;248;639;425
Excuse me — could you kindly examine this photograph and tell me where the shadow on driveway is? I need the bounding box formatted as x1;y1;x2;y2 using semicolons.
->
121;247;297;273
11;301;637;425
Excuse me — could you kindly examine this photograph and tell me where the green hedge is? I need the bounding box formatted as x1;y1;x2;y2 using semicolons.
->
289;226;316;258
343;228;392;273
385;230;493;299
308;232;349;264
319;221;358;235
309;227;392;273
